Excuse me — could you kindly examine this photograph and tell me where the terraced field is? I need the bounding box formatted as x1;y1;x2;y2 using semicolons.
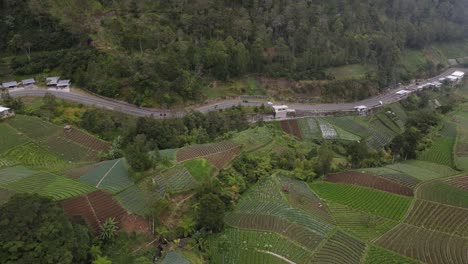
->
326;171;413;196
323;116;371;138
417;180;468;209
311;230;366;264
363;246;418;264
0;123;28;153
359;167;420;188
298;117;322;140
115;185;150;216
41;135;98;162
0;188;15;205
176;141;241;162
209;228;315;264
204;146;242;169
79;159;133;193
327;203;398;241
60;129;111;152
160;252;190;264
418;122;457;167
153;165;199;195
310;182;412;220
230;126;273;151
3;142;66;172
386;161;455;181
376;112;402;134
7;115;60;139
366;119;398;149
280;119;303;139
317;118;338;139
445;175;468;191
0;166;38;186
183;159;216;182
5;172;95;200
159;148;177;161
376;223;468;264
404;199;468;237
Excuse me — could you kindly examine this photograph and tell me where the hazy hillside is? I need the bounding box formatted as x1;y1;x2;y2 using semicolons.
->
1;0;467;105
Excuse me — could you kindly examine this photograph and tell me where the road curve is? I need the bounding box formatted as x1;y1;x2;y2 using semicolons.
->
8;68;467;118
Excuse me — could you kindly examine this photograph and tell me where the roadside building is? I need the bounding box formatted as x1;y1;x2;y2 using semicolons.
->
1;81;18;89
396;90;410;96
271;104;295;119
46;77;60;86
0;106;14;119
57;79;71;89
354;105;368;116
21;78;36;86
451;71;465;78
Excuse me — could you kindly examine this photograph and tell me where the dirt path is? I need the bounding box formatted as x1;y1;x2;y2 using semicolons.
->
256;250;296;264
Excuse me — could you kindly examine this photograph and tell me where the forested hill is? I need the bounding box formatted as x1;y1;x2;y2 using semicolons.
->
1;0;467;106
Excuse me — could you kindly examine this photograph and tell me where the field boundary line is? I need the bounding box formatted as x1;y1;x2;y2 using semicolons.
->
96;159;121;188
85;194;101;227
360;245;370;264
256;250;296;264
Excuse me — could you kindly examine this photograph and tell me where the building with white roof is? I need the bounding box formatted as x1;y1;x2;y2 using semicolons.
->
1;81;18;89
451;71;465;77
46;77;60;86
21;78;36;86
396;90;410;96
271;104;295;119
0;106;14;119
57;80;71;88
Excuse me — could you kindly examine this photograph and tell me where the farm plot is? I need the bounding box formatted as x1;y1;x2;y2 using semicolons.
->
404;199;468;237
280;119;303;139
454;106;468;170
153;165;199;195
418;137;455;167
204;146;242;169
115;185;150;216
3;142;67;172
323;116;371;138
176;141;241;162
209;228;315;264
230;126;273;151
159;148;177;161
5;172;95;200
41;135;98;162
0;123;28;154
60;129;110;152
376;223;468;264
376;112;402;134
79;159;133;193
446;175;468;191
389;103;408;124
183;159;216;182
405;160;457;177
280;177;332;223
364;246;418;264
0;158;17;168
62;190;129;232
327;203;398;241
160;252;190;264
0;165;38;186
7;115;60;140
417;180;468;209
386;162;447;181
310;182;412;221
317;119;338;139
326;171;413;196
64;162;103;179
334;125;361;141
311;230;366;264
366;119;397;149
298;118;322;140
360;167;419;188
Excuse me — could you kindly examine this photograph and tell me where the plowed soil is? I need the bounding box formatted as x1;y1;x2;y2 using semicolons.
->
280;119;303;139
326;171;413;196
205;146;242;169
446;175;468;191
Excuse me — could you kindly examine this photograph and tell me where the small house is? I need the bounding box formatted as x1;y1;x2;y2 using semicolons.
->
354;105;368;116
1;81;18;89
396;90;410;96
57;79;71;89
21;78;36;86
271;104;295;119
46;77;60;86
451;71;465;78
0;106;14;119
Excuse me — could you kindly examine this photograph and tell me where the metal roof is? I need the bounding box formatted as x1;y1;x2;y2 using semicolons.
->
46;77;60;85
57;80;71;86
452;71;465;77
2;81;18;87
22;78;35;85
0;106;10;112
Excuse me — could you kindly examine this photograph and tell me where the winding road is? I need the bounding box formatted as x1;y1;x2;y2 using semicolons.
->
8;68;466;118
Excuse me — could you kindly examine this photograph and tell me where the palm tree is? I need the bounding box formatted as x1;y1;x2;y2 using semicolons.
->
100;217;118;241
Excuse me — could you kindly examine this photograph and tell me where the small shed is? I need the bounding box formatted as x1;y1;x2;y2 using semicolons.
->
2;81;18;89
396;90;410;96
271;104;295;119
64;125;72;132
22;78;36;86
451;71;465;78
0;106;14;119
57;80;71;88
46;77;60;86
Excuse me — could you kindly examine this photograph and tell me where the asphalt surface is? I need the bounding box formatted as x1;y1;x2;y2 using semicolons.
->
9;68;467;118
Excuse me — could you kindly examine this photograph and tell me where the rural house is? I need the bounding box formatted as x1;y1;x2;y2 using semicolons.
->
57;80;71;89
0;106;14;119
46;77;60;86
271;104;295;119
21;78;36;86
1;81;18;89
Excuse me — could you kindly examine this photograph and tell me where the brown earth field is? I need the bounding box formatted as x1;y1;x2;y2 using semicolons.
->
280;119;303;140
61;129;111;152
325;171;413;196
61;190;151;235
205;146;242;169
176;141;240;162
445;175;468;191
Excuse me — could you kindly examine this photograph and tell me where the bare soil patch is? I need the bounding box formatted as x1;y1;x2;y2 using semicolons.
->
280;120;303;140
446;175;468;191
326;171;413;196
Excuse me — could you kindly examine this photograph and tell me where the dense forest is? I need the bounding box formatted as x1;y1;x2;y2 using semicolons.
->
1;0;467;105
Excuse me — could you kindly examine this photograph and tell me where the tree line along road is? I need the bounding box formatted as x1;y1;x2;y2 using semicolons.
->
8;68;467;119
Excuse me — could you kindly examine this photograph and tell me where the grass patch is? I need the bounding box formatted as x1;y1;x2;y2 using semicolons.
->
183;158;216;182
0;123;29;154
326;64;370;80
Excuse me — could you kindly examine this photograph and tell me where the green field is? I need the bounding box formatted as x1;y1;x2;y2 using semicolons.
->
326;64;370;80
297;118;322;141
183;158;216;182
5;172;95;200
417;180;468;209
79;158;133;193
363;246;419;264
159;148;177;161
230;126;273;151
115;184;150;216
385;162;453;181
0;166;39;186
0;188;15;205
160;252;191;264
310;182;412;220
154;165;199;195
0;123;29;154
311;230;366;264
7;115;60;140
209;227;315;264
3;142;67;172
360;167;420;188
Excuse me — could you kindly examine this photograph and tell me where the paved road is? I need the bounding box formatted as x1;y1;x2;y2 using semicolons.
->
8;68;466;118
